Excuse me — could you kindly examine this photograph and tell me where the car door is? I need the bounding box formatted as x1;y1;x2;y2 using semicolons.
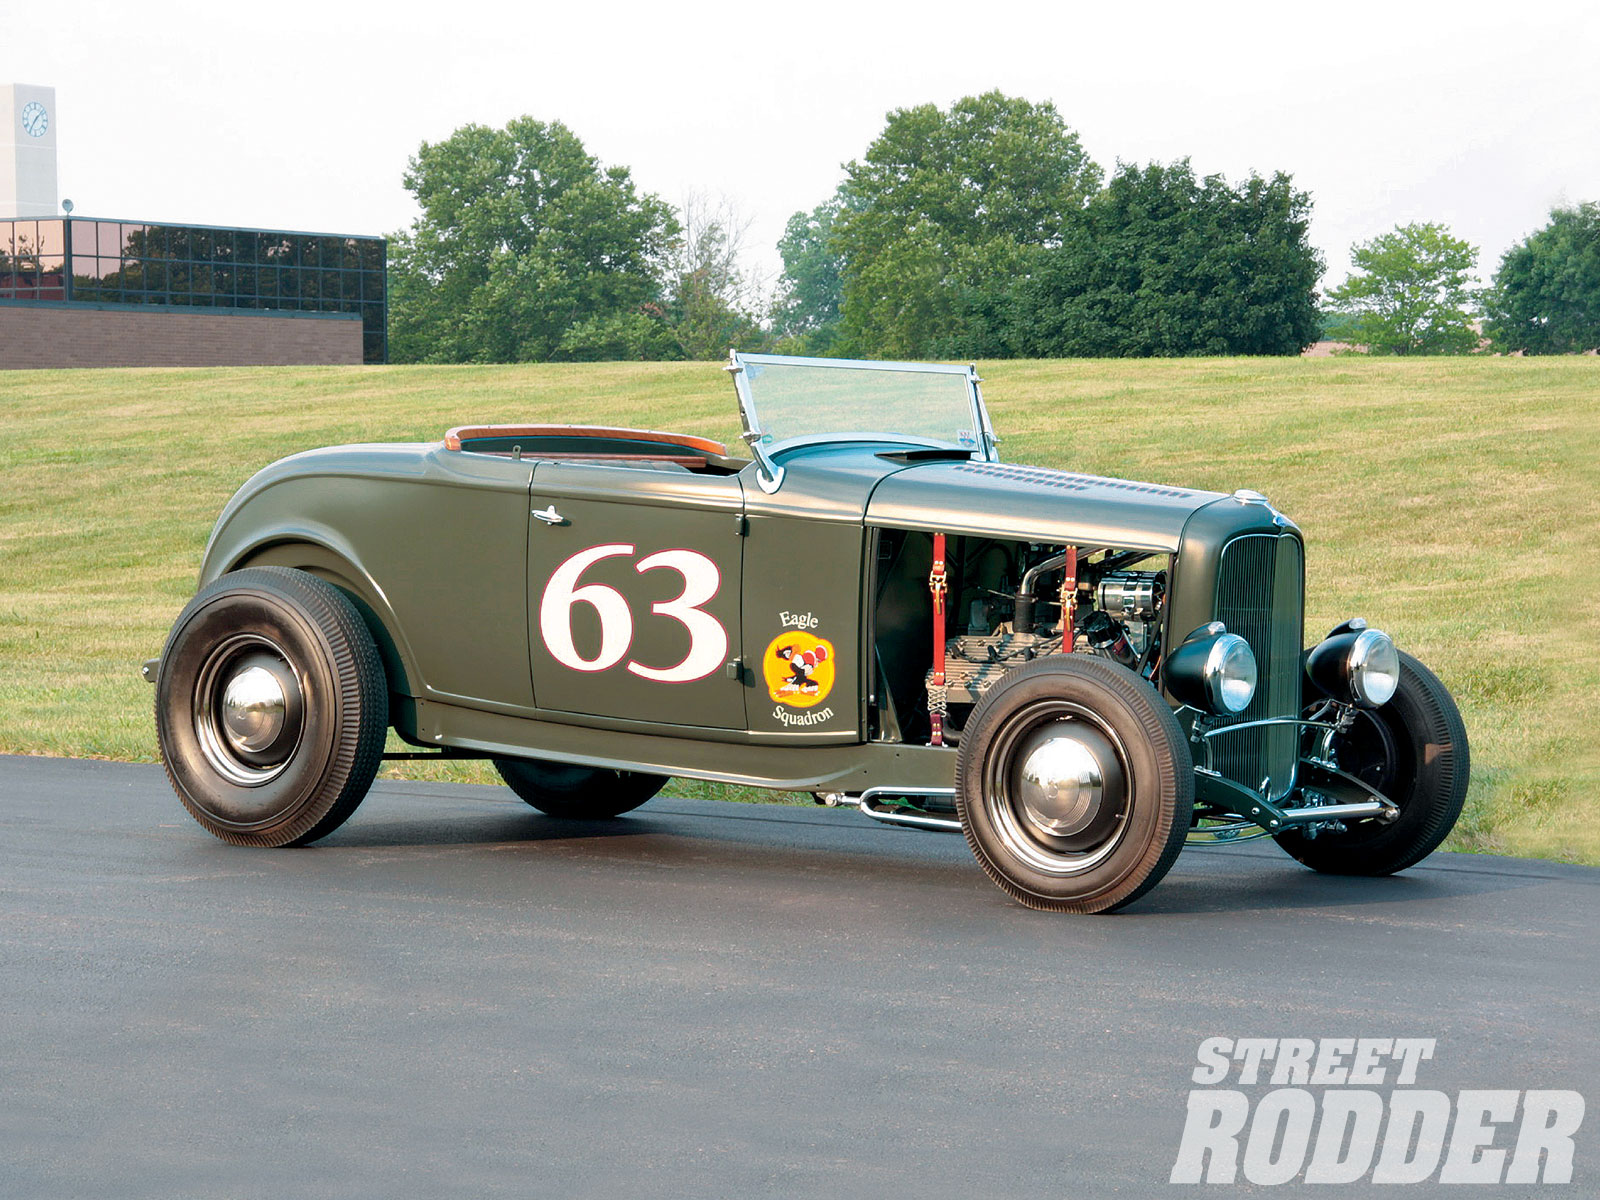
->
526;460;747;730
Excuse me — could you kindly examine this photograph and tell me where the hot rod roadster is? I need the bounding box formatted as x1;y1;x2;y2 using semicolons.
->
149;353;1469;912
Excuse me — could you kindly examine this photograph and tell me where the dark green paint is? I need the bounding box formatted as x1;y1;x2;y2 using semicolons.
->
186;367;1326;813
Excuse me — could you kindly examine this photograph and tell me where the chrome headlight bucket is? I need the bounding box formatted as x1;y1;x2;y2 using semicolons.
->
1306;620;1399;708
1164;622;1258;715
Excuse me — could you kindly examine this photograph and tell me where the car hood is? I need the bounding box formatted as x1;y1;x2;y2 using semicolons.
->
865;459;1231;552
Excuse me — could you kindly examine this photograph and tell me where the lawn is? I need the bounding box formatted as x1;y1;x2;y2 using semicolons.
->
1;357;1595;861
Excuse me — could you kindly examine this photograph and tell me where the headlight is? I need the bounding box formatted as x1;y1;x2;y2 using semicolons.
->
1164;622;1258;715
1306;620;1400;708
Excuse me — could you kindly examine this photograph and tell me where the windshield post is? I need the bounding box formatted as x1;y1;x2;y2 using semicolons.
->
970;364;1000;461
725;350;785;493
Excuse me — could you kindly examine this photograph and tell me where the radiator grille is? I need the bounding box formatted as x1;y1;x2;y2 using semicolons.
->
1210;534;1303;800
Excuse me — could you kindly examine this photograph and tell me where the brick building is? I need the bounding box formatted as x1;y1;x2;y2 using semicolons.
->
2;85;385;369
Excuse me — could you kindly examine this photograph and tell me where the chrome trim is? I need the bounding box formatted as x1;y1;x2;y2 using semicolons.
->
1231;489;1292;527
727;352;785;492
1204;632;1257;714
1281;799;1394;824
532;505;566;526
839;787;962;833
1186;820;1276;846
856;801;963;833
1018;550;1071;601
1199;716;1343;740
1349;628;1400;707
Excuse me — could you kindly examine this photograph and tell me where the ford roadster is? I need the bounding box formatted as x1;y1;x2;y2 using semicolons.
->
149;353;1469;912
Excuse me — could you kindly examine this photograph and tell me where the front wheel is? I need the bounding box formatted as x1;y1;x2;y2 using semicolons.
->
956;655;1193;913
494;757;667;819
155;567;389;847
1275;651;1469;875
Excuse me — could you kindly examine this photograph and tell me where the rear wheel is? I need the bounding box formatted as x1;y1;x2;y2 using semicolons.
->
156;567;388;847
1275;651;1469;875
956;655;1192;913
494;758;667;819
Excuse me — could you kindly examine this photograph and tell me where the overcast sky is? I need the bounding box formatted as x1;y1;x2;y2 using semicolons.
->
15;0;1600;297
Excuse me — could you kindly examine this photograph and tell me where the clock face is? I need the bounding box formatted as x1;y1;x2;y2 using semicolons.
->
21;101;48;138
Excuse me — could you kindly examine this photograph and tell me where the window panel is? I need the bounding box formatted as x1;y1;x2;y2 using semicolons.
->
9;221;35;260
120;224;149;259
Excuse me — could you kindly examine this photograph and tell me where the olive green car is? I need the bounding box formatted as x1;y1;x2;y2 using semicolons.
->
149;353;1469;912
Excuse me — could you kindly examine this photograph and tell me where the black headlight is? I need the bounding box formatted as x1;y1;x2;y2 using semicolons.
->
1305;619;1400;708
1164;622;1258;715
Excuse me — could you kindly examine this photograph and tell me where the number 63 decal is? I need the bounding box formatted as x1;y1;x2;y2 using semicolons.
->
540;544;727;683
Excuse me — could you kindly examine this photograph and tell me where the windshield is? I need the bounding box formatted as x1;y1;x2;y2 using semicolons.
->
729;353;991;456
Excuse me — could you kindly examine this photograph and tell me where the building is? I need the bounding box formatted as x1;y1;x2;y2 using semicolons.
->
1;85;386;369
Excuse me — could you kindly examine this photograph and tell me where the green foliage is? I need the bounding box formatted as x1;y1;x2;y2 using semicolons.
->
771;190;847;353
387;117;678;364
1320;309;1362;343
1008;162;1323;357
1326;223;1481;355
553;307;682;362
831;91;1101;358
1485;202;1600;354
662;195;768;360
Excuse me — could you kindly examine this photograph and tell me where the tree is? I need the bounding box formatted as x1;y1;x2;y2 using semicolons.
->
831;91;1102;358
387;117;677;363
1325;223;1481;355
662;193;768;360
771;189;847;353
1485;202;1600;354
1008;161;1323;357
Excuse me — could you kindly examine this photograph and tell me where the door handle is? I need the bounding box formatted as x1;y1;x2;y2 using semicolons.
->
532;505;567;526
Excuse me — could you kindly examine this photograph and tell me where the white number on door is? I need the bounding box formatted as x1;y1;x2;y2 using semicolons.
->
540;544;727;683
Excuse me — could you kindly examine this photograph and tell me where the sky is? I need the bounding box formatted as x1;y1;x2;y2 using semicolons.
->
12;0;1600;297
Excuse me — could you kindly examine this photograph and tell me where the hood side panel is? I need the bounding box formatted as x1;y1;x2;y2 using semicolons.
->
865;460;1228;551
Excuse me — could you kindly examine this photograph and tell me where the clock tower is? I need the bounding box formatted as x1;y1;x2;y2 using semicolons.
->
2;83;59;218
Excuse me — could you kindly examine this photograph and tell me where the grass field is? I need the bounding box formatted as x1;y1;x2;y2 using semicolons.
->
1;357;1596;861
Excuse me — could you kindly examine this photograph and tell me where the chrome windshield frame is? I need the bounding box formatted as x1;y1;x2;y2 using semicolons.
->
725;350;996;492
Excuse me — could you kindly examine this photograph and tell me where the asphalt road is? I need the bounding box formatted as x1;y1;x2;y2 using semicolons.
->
1;755;1595;1198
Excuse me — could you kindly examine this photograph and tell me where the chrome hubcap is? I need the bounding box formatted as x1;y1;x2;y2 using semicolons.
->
194;638;304;789
984;706;1131;875
1015;725;1118;838
221;665;288;755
